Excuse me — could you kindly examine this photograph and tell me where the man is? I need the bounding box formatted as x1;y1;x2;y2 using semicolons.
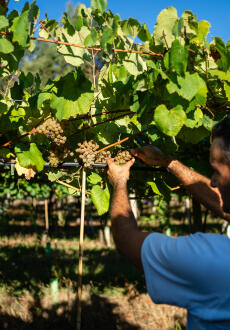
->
107;116;230;329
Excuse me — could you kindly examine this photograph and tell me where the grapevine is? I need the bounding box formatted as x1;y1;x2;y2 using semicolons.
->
35;118;67;146
0;0;229;215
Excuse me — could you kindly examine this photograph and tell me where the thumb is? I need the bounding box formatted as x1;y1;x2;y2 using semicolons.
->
130;148;145;158
107;158;115;167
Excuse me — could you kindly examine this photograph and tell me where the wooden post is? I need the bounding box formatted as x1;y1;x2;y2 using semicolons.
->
45;199;49;232
77;169;86;330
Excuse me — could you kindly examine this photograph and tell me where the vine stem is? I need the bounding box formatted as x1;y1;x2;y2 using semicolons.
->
77;168;86;330
0;115;50;149
67;112;132;139
56;179;81;193
67;109;132;122
96;128;148;154
0;31;163;58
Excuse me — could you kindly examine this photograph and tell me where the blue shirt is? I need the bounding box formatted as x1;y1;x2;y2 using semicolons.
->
141;233;230;329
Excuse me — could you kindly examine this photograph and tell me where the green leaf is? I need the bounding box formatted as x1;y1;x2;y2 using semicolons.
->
213;37;230;72
191;20;210;46
50;71;94;120
154;7;178;47
138;23;151;42
167;72;207;101
101;26;114;49
84;27;97;46
10;107;26;123
178;125;209;144
0;148;12;158
88;172;102;185
76;16;83;31
0;102;7;113
37;92;52;109
15;143;46;172
121;18;140;38
57;26;91;67
48;171;64;182
91;184;110;215
91;0;107;12
224;82;230;100
170;39;188;75
0;38;14;53
154;104;186;136
147;179;171;202
11;10;29;47
172;17;184;38
147;181;161;196
123;53;147;76
185;107;203;128
203;115;216;132
0;16;8;29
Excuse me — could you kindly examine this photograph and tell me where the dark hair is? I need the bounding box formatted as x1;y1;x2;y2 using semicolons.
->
212;115;230;162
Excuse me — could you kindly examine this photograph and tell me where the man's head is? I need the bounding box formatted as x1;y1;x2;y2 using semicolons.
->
210;116;230;213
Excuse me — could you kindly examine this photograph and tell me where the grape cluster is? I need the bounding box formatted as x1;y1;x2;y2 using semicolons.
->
36;118;67;145
95;150;111;164
48;147;70;167
114;150;133;165
76;140;99;168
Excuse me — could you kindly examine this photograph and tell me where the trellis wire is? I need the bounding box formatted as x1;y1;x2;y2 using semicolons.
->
0;162;167;172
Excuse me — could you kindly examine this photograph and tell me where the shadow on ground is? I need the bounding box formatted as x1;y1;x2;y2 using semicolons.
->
0;293;141;330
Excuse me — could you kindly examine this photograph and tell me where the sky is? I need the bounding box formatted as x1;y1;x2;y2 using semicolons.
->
8;0;230;42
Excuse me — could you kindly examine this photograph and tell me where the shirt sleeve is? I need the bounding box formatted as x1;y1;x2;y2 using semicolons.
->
141;232;229;310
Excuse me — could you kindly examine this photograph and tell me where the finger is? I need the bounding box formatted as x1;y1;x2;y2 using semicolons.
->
107;158;115;166
130;147;145;158
124;157;135;169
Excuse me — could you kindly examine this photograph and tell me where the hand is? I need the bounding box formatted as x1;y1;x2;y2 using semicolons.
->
107;158;135;187
130;145;171;167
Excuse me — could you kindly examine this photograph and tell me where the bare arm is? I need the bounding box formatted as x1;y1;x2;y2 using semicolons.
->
131;146;230;221
107;159;150;271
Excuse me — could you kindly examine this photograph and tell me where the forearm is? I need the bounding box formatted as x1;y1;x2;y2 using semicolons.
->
110;183;138;250
168;158;230;220
110;182;149;270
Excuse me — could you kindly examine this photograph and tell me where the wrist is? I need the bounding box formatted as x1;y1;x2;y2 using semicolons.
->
113;180;127;189
159;155;174;168
167;157;178;171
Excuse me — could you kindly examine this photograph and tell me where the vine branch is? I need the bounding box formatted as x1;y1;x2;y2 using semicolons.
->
67;112;133;139
97;128;148;153
0;31;164;58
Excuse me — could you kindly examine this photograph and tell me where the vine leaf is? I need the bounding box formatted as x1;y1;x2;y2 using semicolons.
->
0;38;14;53
0;15;8;29
50;71;94;120
167;72;207;101
123;53;147;76
57;26;91;67
15;143;45;172
91;183;110;215
190;20;210;46
169;39;188;75
91;0;107;12
154;7;178;47
88;172;102;185
154;104;186;136
11;10;29;47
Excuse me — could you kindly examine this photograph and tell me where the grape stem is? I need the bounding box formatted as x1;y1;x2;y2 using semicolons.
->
0;115;50;149
96;128;148;154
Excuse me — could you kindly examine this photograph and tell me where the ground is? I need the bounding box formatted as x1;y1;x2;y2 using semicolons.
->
0;199;223;329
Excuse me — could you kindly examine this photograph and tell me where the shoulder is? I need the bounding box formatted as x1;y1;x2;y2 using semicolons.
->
141;232;230;280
